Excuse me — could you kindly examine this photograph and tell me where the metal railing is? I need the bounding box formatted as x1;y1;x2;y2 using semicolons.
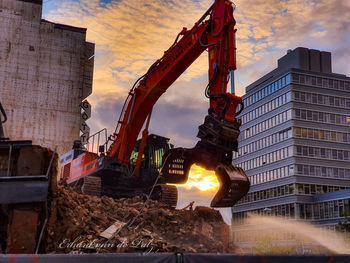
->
84;128;109;154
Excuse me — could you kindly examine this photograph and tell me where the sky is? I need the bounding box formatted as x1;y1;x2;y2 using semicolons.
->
42;0;350;223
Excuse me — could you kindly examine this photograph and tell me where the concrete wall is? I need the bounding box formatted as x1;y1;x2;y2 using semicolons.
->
0;0;94;154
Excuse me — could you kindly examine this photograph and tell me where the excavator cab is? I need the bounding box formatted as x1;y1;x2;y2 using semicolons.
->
131;134;178;207
131;134;171;171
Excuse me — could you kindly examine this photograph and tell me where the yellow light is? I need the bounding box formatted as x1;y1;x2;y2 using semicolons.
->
171;164;219;192
347;117;350;123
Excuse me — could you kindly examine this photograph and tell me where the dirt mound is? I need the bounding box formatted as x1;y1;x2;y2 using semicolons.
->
45;184;232;253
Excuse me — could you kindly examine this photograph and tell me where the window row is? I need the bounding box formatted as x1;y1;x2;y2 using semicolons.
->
295;145;350;161
313;199;350;220
236;128;292;157
295;164;350;179
296;183;349;195
237;146;293;171
237;183;349;206
249;165;293;186
233;200;350;224
243;109;292;139
298;200;350;221
294;109;350;126
243;74;291;107
238;184;295;205
293;91;350;109
292;73;350;92
241;92;291;124
294;127;350;143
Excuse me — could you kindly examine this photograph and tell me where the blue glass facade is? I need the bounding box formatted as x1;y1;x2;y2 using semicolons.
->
232;48;350;229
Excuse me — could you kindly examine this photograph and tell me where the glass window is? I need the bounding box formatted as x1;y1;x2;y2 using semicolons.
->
334;80;339;89
311;76;316;85
294;91;300;100
345;82;350;91
314;147;320;157
307;129;313;138
286;74;291;84
316;77;322;86
307;110;312;120
305;184;310;195
323;78;328;88
335;97;340;107
301;128;307;138
310;166;315;175
309;147;314;157
302;146;308;156
319;112;324;122
306;93;312;102
340;98;345;107
344;151;349;161
338;150;344;160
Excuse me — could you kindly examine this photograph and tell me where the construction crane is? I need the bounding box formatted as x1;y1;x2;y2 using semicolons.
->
60;0;250;208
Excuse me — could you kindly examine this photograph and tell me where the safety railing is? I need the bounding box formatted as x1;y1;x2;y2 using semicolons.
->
85;128;109;154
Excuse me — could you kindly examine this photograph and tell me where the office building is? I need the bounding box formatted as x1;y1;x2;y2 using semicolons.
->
231;47;350;248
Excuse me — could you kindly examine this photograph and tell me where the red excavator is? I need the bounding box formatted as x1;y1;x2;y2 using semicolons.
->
60;0;250;208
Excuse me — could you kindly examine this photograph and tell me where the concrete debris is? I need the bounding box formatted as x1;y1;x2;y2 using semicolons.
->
100;220;126;239
45;184;234;253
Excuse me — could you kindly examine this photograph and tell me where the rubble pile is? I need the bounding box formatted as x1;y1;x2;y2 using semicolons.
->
45;184;232;253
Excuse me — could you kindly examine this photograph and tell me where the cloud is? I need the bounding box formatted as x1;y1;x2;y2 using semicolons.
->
233;0;350;79
45;0;350;101
87;83;208;148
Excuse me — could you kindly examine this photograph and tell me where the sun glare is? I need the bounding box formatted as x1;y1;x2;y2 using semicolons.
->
172;164;219;191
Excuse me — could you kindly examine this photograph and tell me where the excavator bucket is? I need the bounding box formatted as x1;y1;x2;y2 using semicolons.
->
161;154;249;208
211;164;249;207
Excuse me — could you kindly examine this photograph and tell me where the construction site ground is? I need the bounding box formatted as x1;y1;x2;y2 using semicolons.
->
45;184;233;254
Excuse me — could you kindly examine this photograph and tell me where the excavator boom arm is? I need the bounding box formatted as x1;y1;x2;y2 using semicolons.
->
108;0;241;164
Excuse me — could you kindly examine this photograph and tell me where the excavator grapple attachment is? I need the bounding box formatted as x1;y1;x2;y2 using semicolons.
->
160;114;250;208
211;164;249;207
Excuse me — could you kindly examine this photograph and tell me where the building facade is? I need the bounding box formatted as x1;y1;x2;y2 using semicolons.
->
0;0;94;154
231;47;350;247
